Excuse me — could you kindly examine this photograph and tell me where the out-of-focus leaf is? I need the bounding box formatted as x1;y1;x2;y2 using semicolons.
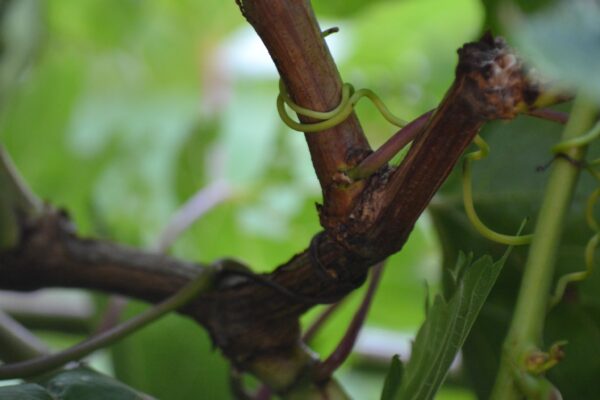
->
507;1;600;104
218;82;279;187
480;0;553;33
0;383;52;400
545;303;600;399
384;249;511;400
380;355;403;400
313;0;393;17
40;366;154;400
73;91;201;244
0;0;43;106
430;110;600;398
111;308;230;400
0;367;154;400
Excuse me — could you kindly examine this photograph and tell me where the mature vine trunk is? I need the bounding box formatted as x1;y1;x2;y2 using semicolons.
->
0;0;550;396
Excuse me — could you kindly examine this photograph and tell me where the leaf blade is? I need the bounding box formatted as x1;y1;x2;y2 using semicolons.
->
381;355;404;400
381;248;512;400
0;367;156;399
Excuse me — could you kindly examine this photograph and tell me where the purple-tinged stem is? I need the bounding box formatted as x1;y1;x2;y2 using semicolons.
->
254;384;272;400
302;301;344;344
313;262;385;381
94;296;127;334
348;111;433;180
0;310;48;362
154;180;233;252
528;108;568;125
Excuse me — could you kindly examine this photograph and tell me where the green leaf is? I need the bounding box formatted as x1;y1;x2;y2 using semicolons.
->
0;367;154;400
381;355;403;400
40;366;154;400
384;249;511;400
0;383;52;400
111;310;230;400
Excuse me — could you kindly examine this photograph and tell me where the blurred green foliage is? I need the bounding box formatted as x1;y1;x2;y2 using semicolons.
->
11;0;600;399
508;1;600;105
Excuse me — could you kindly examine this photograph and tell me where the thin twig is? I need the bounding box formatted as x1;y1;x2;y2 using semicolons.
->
1;146;43;250
0;148;48;364
527;108;569;125
96;179;233;333
0;310;48;363
313;262;385;382
154;180;233;252
0;146;42;215
0;291;94;335
349;110;433;180
93;296;128;335
0;265;215;379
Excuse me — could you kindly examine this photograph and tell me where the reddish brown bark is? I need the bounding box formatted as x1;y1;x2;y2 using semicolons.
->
239;0;372;222
0;2;548;396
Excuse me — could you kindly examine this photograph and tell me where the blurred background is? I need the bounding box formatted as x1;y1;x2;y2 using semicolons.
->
0;0;488;398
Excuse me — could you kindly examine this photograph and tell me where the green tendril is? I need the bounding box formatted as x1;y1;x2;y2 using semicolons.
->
551;119;600;153
276;28;407;133
548;233;598;309
0;268;215;379
586;188;600;231
547;118;600;308
462;135;534;245
549;187;600;308
277;81;407;133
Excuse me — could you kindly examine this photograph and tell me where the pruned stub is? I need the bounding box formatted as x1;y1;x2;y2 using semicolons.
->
457;33;542;120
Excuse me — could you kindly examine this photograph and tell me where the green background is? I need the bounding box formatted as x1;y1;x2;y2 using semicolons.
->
2;0;599;398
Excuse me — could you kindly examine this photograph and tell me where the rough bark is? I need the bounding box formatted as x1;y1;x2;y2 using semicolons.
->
238;0;372;222
0;1;546;395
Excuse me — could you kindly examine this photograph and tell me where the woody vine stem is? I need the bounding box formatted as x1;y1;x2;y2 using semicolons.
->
0;0;586;397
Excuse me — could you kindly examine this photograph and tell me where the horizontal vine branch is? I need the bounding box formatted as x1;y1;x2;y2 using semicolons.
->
0;209;205;303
